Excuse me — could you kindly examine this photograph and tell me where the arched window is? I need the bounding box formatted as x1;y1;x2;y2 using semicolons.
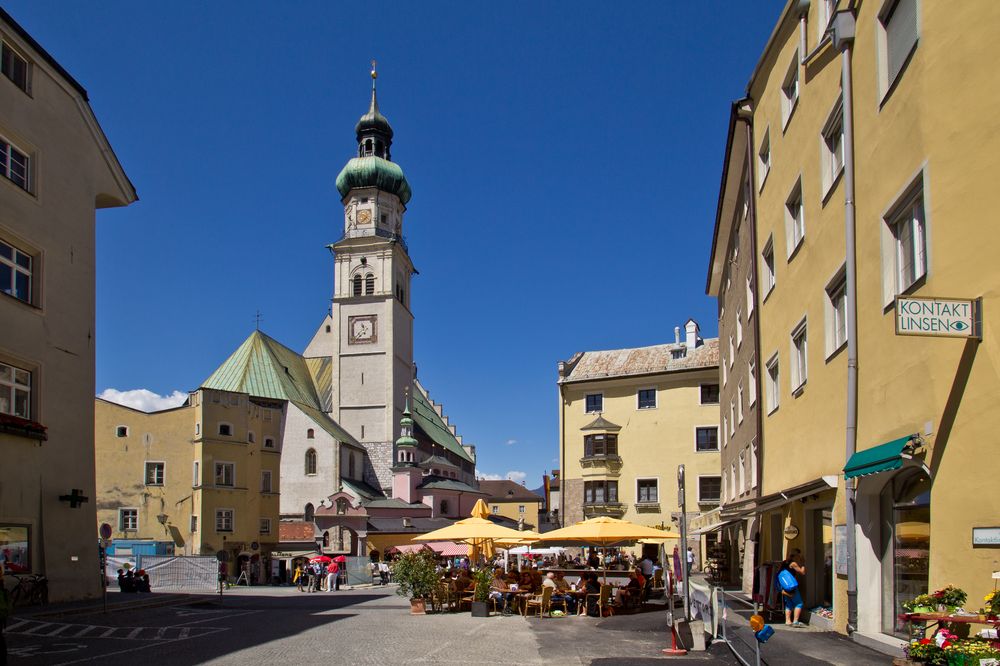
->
323;530;330;547
306;428;315;439
365;274;375;295
304;503;314;522
440;500;449;515
352;274;362;296
305;448;317;475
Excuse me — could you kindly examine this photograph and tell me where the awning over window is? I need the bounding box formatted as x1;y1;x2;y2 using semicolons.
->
843;435;915;480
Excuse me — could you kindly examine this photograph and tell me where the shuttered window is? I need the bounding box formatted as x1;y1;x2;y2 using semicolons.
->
884;0;918;87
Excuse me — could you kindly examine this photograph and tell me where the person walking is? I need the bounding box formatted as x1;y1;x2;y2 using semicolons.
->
686;547;695;576
326;561;338;592
779;549;807;627
378;560;390;585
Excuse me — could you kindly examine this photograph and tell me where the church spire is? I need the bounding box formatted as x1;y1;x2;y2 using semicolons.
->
355;60;394;159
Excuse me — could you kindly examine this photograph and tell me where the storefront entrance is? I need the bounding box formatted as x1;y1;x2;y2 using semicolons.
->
879;470;931;638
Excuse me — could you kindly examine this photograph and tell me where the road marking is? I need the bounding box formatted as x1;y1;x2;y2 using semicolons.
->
24;621;53;635
100;627;118;637
178;627;191;638
45;623;72;636
125;627;144;639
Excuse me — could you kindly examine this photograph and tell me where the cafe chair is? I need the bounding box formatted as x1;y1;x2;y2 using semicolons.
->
524;586;553;618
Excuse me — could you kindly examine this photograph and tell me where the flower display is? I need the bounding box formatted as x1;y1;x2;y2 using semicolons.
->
981;590;1000;617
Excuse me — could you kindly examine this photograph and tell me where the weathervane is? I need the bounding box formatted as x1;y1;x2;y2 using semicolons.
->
371;59;377;91
255;310;263;330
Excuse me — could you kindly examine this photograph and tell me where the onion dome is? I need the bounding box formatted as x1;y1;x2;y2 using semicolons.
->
395;396;418;449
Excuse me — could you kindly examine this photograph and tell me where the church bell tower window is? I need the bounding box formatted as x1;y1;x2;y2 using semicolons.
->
365;274;375;295
353;274;363;296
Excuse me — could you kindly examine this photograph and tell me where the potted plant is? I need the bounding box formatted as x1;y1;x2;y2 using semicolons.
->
391;551;439;615
470;568;492;617
980;590;1000;620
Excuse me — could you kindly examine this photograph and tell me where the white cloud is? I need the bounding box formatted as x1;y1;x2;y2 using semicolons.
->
505;439;518;446
478;470;529;484
98;388;187;413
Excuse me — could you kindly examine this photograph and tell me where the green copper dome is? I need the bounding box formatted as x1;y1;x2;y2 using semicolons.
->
336;156;412;205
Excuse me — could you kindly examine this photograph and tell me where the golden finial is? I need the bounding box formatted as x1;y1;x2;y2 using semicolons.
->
370;59;378;80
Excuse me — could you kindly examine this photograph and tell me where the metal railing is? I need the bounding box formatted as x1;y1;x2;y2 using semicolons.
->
713;586;765;666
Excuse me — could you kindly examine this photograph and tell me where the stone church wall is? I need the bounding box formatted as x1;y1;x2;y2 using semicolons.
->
362;441;393;492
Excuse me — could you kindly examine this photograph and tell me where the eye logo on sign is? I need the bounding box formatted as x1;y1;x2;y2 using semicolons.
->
895;297;981;339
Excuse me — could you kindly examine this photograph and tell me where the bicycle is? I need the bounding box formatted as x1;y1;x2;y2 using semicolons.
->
9;573;48;607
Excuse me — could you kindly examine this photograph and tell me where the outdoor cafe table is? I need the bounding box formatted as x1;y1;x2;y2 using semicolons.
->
902;612;1000;638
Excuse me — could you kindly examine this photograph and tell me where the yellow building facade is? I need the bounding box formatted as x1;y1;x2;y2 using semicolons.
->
734;0;1000;652
479;479;543;529
95;389;281;573
557;322;721;561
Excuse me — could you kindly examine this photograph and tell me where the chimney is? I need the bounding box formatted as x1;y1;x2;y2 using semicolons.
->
674;326;681;345
402;517;412;528
685;319;700;351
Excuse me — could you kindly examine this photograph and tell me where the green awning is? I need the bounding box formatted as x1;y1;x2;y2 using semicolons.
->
843;435;914;480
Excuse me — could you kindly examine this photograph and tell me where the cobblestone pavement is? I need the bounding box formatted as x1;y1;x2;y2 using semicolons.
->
2;585;889;665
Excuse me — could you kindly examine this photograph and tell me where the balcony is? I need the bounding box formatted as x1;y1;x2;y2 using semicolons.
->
579;454;623;472
583;502;626;518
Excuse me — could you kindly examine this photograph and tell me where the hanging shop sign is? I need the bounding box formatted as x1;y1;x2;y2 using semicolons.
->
783;525;799;540
895;297;982;339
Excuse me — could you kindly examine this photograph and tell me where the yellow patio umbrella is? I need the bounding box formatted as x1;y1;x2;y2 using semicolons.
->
470;498;491;519
495;529;542;547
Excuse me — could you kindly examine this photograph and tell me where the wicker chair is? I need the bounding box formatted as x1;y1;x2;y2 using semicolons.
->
523;586;553;618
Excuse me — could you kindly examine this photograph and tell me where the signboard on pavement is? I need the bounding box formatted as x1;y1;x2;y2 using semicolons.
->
895;297;981;339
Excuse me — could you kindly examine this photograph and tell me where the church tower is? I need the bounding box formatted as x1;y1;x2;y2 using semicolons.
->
308;63;416;491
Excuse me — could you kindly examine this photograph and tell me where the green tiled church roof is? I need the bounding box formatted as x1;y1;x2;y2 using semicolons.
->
411;384;473;463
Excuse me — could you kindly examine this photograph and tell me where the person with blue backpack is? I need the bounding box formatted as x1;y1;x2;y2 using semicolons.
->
778;549;807;627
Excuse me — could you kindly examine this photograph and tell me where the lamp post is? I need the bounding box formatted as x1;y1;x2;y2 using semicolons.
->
678;465;690;620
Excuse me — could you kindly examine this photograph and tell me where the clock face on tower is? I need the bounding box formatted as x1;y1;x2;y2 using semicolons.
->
357;209;372;225
348;315;377;344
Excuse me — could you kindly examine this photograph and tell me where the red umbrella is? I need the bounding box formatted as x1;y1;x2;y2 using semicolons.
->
333;555;347;563
309;555;332;564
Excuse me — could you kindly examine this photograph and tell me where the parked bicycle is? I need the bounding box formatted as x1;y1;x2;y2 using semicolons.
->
9;573;48;607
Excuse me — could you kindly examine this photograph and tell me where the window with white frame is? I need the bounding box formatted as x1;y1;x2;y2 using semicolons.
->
518;505;525;514
119;508;138;531
696;427;719;452
722;472;728;503
882;182;926;304
637;478;658;503
305;448;317;475
218;423;232;436
261;470;272;493
729;401;736;435
264;437;275;449
722;358;727;386
1;40;30;92
790;319;808;392
736;309;743;348
765;354;780;414
722;416;728;447
757;128;771;190
781;55;800;127
144;462;165;486
216;509;234;532
751;439;759;488
214;462;234;487
746;276;754;317
116;426;128;438
190;515;198;532
737;383;744;423
748;360;757;406
698;476;722;504
826;269;848;355
0;360;30;418
193;461;200;486
821;96;845;195
260;518;271;535
0;238;33;304
879;0;918;97
729;337;735;367
637;388;656;409
818;0;837;40
739;450;747;494
0;135;30;191
731;462;739;499
585;393;603;413
785;179;805;256
762;236;776;295
700;384;720;405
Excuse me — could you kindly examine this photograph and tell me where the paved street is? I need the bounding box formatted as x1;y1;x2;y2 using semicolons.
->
3;585;891;665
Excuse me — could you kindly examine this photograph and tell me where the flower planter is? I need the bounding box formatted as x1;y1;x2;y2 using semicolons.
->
470;601;490;617
410;598;427;615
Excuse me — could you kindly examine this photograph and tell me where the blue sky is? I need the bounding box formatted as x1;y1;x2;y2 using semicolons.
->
7;0;783;488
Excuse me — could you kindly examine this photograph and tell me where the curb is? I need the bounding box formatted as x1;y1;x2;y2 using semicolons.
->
15;593;196;620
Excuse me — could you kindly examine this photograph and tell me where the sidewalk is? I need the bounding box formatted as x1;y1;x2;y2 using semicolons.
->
11;590;204;620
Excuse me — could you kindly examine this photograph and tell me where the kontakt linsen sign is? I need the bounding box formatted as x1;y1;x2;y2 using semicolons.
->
895;296;982;339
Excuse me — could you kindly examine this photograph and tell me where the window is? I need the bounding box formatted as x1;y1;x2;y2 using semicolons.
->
193;461;200;486
583;480;618;504
698;477;722;504
190;515;198;532
762;236;775;295
115;426;128;438
264;437;275;449
247;431;255;444
739;450;747;494
218;423;232;436
746;276;754;317
821;96;845;195
214;462;234;487
729;337;734;366
637;388;656;409
781;54;800;127
195;423;201;435
518;505;525;514
737;383;744;423
144;462;165;486
492;505;499;514
352;274;362;296
261;470;272;493
766;354;780;414
748;360;757;406
1;41;29;92
119;508;138;531
722;416;727;447
583;433;618;457
0;136;29;192
882;183;926;303
791;319;808;392
259;518;271;535
879;0;918;96
304;503;314;522
722;359;727;386
695;427;719;452
729;401;736;435
722;471;728;503
637;478;658;503
305;448;317;475
818;0;837;40
757;128;771;190
700;384;720;404
750;439;759;489
216;509;234;532
584;393;603;413
0;361;30;418
731;462;738;500
736;309;743;348
365;274;374;295
306;428;315;439
826;270;848;355
264;408;273;421
785;179;805;257
0;238;33;303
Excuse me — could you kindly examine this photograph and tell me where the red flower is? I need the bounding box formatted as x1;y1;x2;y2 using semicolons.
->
920;639;932;645
941;641;951;648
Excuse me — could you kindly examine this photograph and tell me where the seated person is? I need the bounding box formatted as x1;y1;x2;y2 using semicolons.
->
542;572;576;614
583;572;602;616
518;571;537;594
615;568;646;606
489;567;516;614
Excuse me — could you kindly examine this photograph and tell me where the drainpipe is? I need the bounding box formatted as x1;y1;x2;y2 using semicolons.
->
831;9;859;634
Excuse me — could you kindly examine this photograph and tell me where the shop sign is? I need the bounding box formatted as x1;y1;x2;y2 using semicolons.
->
972;527;1000;547
895;297;982;339
783;525;799;540
834;525;848;576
